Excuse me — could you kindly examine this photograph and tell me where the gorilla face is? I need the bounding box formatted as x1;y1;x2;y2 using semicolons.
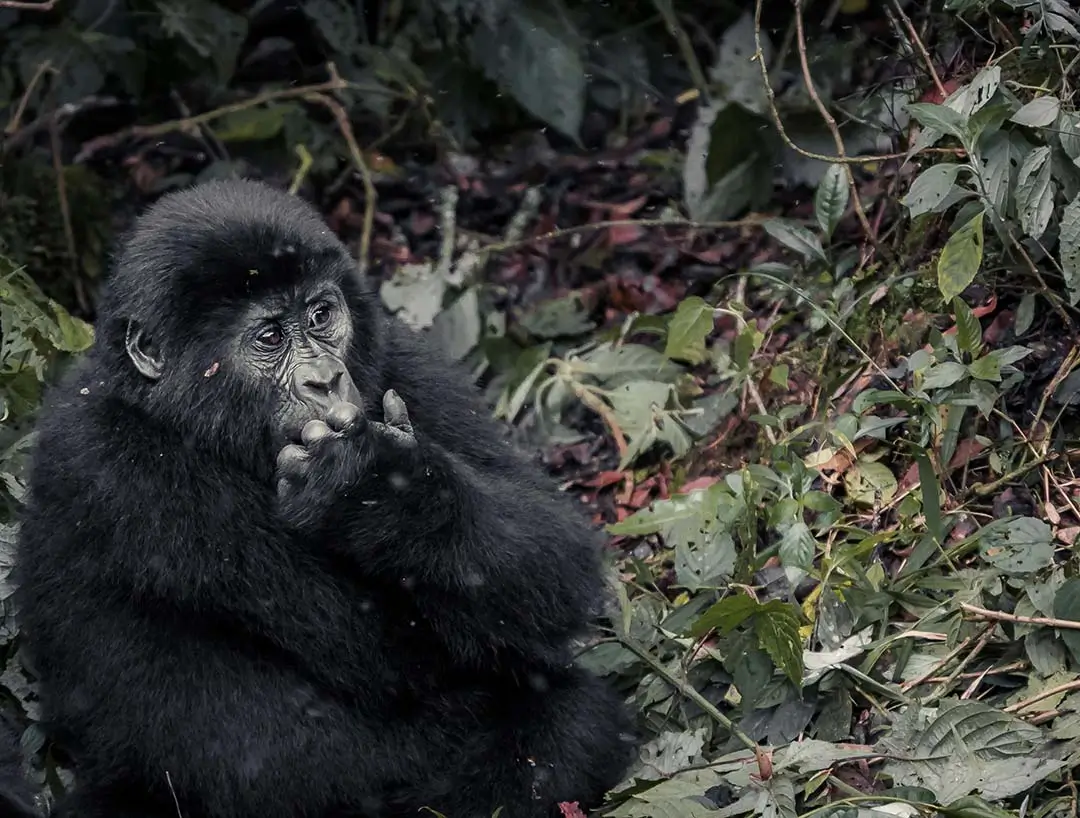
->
231;280;364;447
124;275;366;454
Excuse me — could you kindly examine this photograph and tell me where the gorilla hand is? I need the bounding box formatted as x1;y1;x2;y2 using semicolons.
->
276;390;419;530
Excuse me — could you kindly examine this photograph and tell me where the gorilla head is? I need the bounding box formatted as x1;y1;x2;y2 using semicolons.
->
93;179;383;478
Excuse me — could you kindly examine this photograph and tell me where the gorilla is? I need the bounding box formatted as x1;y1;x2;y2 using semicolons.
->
7;179;637;818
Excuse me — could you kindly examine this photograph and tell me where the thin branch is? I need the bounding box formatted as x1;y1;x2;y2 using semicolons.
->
960;602;1080;631
305;89;377;277
790;0;876;248
72;69;358;163
750;0;956;166
3;59;53;136
0;0;56;8
889;0;947;100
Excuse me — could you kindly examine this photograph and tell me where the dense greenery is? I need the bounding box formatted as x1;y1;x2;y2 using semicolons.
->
4;0;1080;816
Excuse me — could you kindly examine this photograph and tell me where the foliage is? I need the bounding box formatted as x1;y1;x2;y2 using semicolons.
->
5;0;1080;817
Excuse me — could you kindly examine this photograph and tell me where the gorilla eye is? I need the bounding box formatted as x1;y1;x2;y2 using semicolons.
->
257;326;285;349
309;304;333;329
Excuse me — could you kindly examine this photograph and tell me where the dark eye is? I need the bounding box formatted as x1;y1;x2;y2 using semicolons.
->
257;326;284;348
309;304;333;329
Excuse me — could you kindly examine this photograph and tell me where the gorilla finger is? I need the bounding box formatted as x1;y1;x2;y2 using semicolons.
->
301;419;332;446
382;389;413;433
276;443;309;477
326;401;363;434
372;421;417;450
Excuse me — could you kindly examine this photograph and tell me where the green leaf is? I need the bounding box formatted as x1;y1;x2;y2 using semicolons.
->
1010;95;1061;127
763;218;827;263
155;0;248;84
673;531;736;591
606;484;715;537
302;0;363;58
686;102;773;221
778;521;815;571
844;460;897;506
980;517;1053;575
690;594;760;637
921;361;969;390
576;344;682;388
471;4;585;140
1015;146;1055;239
813;163;849;239
1053;578;1080;664
938;209;985;302
1015;293;1037;334
493;343;551;422
952;297;982;356
663;297;714;364
518;293;595;339
754;600;804;685
915;450;944;545
964;64;1002;116
1060;193;1080;306
902;163;963;217
968;354;1002;382
907;102;967;137
213;105;294;142
978;131;1028;216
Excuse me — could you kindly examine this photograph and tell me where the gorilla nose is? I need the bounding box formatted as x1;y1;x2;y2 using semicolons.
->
295;359;347;407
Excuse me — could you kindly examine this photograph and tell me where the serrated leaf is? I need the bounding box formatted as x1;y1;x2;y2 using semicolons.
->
1060;193;1080;305
763;218;826;263
471;5;585;140
953;297;982;355
1011;95;1061;127
690;594;760;637
938;210;985;301
664;297;714;364
902;163;963;217
907;102;967;137
1015;146;1055;239
754;600;804;685
814;163;849;239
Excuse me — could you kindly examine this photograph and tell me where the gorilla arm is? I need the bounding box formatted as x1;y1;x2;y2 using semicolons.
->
277;389;608;668
50;609;424;818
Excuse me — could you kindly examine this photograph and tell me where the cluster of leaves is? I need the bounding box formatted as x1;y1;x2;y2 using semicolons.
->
7;1;1080;817
432;10;1080;818
901;56;1080;305
0;252;92;589
0;0;700;179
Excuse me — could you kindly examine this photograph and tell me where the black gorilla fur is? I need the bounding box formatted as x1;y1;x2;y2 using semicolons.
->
8;179;636;818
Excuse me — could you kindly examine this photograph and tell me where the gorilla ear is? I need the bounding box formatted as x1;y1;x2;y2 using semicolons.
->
125;321;164;381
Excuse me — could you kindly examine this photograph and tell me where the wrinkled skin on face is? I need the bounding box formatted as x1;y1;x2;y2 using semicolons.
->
126;275;422;522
